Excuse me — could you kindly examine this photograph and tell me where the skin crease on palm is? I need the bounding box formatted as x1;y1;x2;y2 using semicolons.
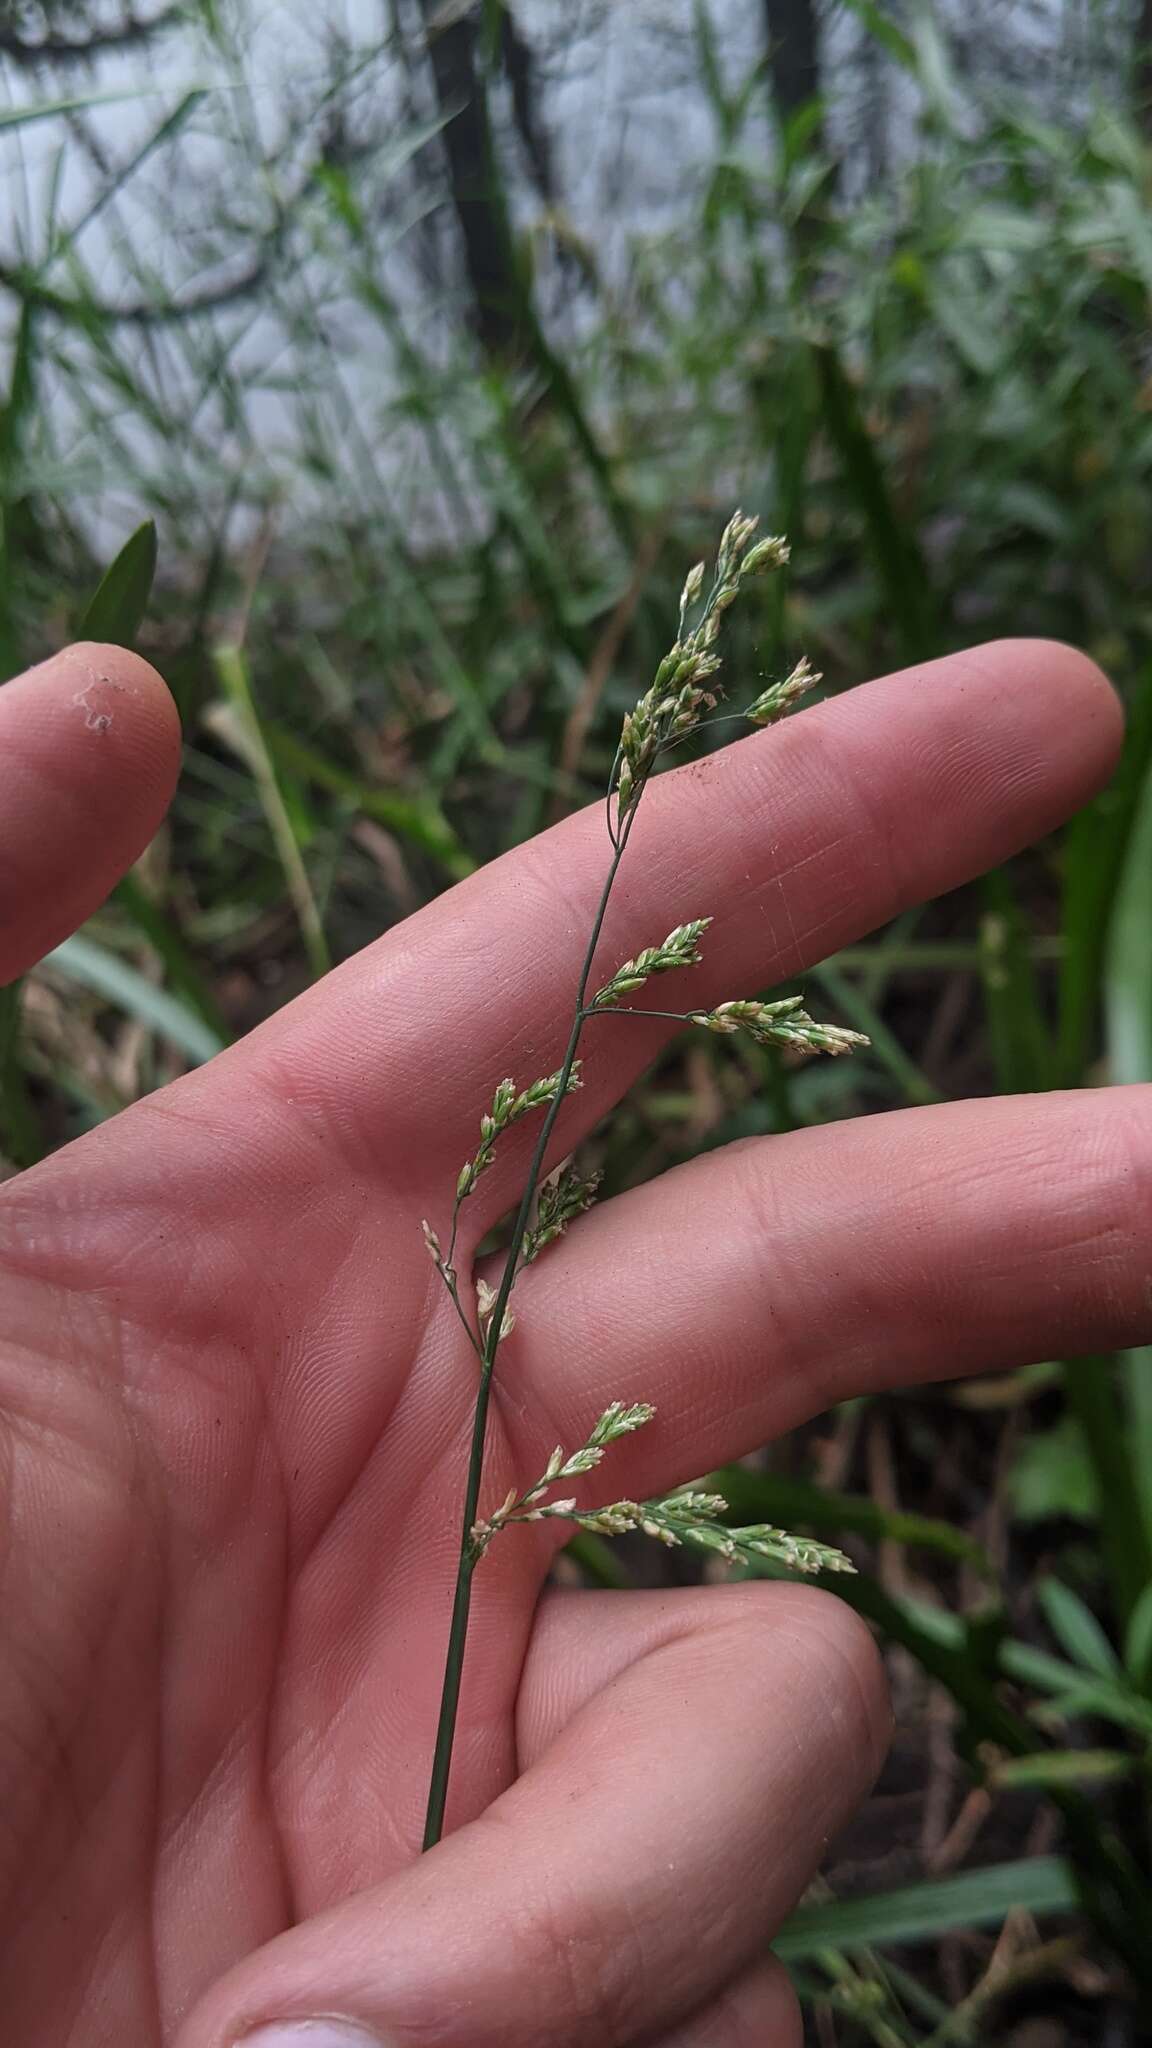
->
0;641;1150;2048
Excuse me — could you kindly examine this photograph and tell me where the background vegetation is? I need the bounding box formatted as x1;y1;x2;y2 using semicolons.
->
2;1;1152;2038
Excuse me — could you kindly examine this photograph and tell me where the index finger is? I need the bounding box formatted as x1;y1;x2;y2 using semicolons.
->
0;643;180;983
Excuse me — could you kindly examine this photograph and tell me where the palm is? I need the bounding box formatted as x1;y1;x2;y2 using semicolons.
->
0;1073;557;2038
2;636;1149;2048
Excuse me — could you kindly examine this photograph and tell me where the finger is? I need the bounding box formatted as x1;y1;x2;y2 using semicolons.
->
179;1585;886;2048
232;639;1119;1203
648;1959;801;2048
0;642;181;981
505;1086;1152;1494
517;1590;807;2048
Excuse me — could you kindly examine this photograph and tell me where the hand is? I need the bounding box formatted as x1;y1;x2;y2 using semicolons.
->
1;638;1148;2048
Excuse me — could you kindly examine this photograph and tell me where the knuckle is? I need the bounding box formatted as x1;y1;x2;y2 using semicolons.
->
499;1875;650;2046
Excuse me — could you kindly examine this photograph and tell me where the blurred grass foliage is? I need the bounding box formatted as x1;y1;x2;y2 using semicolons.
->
3;0;1152;2034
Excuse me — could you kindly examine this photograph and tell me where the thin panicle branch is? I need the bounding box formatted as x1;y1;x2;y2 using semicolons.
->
522;1164;603;1264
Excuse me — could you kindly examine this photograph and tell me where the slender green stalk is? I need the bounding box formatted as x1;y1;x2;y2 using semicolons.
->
212;644;332;982
422;841;629;1849
421;516;859;1850
1063;1356;1152;1627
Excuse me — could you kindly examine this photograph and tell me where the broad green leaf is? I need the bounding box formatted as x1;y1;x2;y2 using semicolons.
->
79;520;158;650
774;1857;1076;1961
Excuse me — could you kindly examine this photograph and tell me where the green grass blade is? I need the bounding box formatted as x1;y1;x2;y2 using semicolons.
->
1125;1347;1152;1566
1104;723;1152;1568
1058;665;1152;1084
837;0;917;69
1061;1358;1152;1626
0;980;42;1167
1030;1682;1152;1739
0;91;150;133
1124;1581;1152;1690
211;648;331;981
712;1463;988;1569
990;1749;1135;1791
1105;713;1152;1086
978;868;1054;1093
812;343;937;661
563;1530;630;1589
112;872;230;1041
811;961;943;1106
42;936;224;1066
79;520;158;649
1037;1576;1122;1678
0;296;40;680
52;93;207;259
774;1857;1076;1961
796;1569;1152;1977
264;724;474;880
865;1589;1152;1737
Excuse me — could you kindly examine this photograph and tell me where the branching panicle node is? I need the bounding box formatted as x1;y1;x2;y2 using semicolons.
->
522;1164;603;1265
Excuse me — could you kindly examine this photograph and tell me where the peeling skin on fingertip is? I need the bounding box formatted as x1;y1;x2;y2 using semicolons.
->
71;673;127;736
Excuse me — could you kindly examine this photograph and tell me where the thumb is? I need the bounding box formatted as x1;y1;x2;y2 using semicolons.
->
0;642;180;983
177;1584;888;2048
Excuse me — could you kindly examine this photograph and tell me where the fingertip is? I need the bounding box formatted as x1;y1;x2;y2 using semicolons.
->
0;641;182;979
650;1956;802;2047
764;1582;891;1790
973;636;1124;779
50;638;183;771
839;636;1128;893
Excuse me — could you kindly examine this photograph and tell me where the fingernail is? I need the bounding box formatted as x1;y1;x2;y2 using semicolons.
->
238;2024;392;2048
